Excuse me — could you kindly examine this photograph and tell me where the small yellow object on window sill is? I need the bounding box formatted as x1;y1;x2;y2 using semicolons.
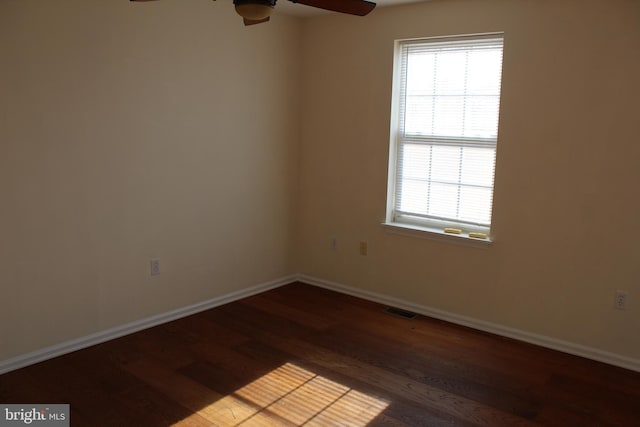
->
444;228;462;234
469;232;488;239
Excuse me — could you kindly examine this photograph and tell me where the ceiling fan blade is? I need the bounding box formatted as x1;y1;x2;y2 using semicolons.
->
289;0;375;16
244;16;271;25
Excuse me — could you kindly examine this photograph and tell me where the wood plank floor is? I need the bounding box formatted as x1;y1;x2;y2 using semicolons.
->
1;282;639;426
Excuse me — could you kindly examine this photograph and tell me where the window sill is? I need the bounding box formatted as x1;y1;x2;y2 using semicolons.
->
382;222;493;249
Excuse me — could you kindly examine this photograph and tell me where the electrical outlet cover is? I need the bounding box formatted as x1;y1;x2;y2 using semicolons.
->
150;258;161;276
614;290;628;310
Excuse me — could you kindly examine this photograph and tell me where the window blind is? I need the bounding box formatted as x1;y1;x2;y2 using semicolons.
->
392;35;504;235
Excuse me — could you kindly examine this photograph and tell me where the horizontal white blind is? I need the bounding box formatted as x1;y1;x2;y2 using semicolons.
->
393;35;504;232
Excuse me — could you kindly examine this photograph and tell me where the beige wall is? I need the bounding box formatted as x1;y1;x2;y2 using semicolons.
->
2;0;639;367
0;1;300;361
297;0;640;360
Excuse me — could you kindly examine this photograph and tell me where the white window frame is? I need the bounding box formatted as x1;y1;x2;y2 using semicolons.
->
385;33;504;247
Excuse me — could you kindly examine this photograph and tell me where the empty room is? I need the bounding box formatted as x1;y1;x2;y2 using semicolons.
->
1;0;639;425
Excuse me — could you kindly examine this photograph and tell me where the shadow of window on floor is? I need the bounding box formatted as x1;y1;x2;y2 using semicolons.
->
175;362;389;426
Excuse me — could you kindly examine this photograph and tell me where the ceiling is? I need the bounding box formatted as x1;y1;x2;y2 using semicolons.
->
274;0;429;17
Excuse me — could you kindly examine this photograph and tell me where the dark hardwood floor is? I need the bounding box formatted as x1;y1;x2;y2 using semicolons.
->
1;282;639;426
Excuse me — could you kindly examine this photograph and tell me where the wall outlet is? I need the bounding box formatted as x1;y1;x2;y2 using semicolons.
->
359;241;368;256
150;258;161;276
614;290;628;310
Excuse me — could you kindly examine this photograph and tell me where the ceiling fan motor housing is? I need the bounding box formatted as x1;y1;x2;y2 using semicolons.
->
234;0;277;21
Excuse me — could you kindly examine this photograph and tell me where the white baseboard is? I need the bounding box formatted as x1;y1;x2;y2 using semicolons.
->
3;273;638;375
298;274;640;373
0;275;296;375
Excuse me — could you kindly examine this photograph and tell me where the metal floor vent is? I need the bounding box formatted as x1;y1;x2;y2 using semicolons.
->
384;307;418;320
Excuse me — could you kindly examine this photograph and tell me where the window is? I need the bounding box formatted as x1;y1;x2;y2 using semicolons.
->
386;34;504;243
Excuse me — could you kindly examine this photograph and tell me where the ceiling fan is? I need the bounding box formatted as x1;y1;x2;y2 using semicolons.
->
130;0;376;26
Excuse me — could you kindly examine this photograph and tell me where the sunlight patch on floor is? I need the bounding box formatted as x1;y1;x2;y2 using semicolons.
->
174;362;389;426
